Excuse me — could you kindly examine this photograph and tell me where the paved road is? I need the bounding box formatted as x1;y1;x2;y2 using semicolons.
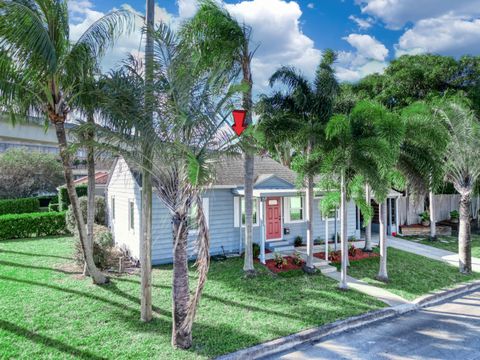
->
264;290;480;360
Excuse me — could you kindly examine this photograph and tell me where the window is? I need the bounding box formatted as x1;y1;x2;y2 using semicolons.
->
111;196;115;220
129;200;134;230
234;197;259;227
285;196;304;223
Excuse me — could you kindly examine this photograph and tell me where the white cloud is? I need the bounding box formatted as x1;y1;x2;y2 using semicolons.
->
356;0;480;29
225;0;321;92
307;3;315;9
343;34;388;61
348;15;373;30
177;0;198;19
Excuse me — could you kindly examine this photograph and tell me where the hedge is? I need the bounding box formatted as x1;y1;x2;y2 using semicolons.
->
58;185;88;211
0;197;40;216
0;212;69;240
37;195;58;208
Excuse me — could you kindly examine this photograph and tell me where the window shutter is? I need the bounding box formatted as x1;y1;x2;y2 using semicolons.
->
202;198;209;226
234;197;239;227
284;197;291;223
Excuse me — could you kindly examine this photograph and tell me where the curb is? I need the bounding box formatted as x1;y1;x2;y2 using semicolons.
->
215;280;480;360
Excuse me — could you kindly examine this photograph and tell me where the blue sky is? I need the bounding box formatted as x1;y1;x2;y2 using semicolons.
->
70;0;480;91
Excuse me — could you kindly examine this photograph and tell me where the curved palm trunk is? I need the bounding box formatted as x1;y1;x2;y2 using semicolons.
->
364;183;372;251
140;0;154;322
85;113;96;276
429;189;436;240
242;41;255;275
458;190;472;274
305;174;314;269
171;211;191;348
339;170;348;289
377;200;388;282
54;121;107;284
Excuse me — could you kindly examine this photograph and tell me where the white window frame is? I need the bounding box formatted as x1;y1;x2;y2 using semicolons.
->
284;196;305;223
188;198;209;235
128;199;135;232
234;197;260;227
111;196;115;221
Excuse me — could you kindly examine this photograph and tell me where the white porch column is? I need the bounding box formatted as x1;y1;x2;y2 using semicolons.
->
259;197;266;264
355;205;361;239
388;198;393;235
395;197;399;234
325;217;329;261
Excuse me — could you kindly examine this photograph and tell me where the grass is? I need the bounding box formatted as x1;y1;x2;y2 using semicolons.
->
0;236;384;359
405;234;480;258
337;247;480;301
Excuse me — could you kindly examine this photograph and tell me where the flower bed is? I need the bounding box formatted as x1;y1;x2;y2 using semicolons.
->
314;247;379;263
264;256;304;273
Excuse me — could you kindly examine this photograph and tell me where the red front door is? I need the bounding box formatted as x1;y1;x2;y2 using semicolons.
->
266;197;282;240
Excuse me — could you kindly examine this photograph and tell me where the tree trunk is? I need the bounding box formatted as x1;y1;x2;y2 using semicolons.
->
429;189;436;240
459;191;472;274
364;183;372;251
54;121;107;284
85;112;96;277
242;40;255;275
377;200;388;282
171;212;192;348
140;0;155;322
339;170;348;290
305;174;314;269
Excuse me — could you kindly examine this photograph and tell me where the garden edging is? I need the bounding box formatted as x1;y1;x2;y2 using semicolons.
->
215;279;480;360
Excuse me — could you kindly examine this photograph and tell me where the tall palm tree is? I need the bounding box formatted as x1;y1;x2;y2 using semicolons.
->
0;0;132;284
323;101;404;288
436;99;480;274
256;50;339;270
181;0;257;275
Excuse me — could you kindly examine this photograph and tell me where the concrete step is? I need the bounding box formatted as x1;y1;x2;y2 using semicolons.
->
266;240;289;249
312;259;330;267
318;265;337;274
271;245;295;253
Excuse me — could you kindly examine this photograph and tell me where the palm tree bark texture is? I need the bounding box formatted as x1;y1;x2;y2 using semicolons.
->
85;112;96;277
377;200;389;282
458;190;472;274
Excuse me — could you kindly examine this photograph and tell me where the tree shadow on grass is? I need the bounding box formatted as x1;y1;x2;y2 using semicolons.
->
0;260;80;275
0;248;73;260
0;319;107;360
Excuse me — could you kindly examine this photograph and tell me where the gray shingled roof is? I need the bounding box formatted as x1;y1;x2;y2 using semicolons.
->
213;155;298;187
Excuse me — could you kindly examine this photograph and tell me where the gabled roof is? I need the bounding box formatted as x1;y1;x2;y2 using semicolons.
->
73;171;109;185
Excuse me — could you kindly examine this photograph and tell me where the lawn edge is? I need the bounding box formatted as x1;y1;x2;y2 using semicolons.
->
215;279;480;360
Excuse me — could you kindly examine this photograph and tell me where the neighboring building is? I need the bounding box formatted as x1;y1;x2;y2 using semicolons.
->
73;171;109;197
106;156;402;265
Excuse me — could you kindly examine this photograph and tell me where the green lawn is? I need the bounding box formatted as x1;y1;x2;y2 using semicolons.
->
0;236;384;359
405;234;480;258
337;247;480;301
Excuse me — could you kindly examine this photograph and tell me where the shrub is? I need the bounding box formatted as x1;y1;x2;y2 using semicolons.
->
0;197;40;215
348;244;357;257
66;196;106;233
73;224;115;270
419;211;430;222
0;212;68;240
273;252;287;269
48;203;59;212
292;251;303;266
450;210;459;220
294;235;303;247
58;185;88;211
252;243;260;258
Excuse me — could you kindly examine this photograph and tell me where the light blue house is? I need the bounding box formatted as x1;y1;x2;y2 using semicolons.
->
106;155;374;265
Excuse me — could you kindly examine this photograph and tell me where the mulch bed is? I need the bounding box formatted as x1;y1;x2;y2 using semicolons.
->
314;248;379;264
264;256;304;273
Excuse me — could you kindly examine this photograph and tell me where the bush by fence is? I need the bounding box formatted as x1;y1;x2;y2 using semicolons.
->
0;212;68;240
0;198;40;216
58;185;88;211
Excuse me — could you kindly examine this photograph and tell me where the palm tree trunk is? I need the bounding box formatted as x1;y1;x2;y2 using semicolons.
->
429;189;436;240
54;121;107;284
85;112;96;276
171;212;192;349
458;190;472;274
242;40;255;275
305;174;314;269
339;169;348;290
377;200;388;282
364;183;372;251
140;0;155;322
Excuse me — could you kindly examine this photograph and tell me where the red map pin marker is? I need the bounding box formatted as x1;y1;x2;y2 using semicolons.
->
231;110;247;136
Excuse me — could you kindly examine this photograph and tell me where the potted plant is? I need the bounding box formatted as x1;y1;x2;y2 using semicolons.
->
420;211;430;227
450;210;459;224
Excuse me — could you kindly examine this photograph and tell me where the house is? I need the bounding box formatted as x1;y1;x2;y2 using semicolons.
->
106;156;401;265
72;171;109;197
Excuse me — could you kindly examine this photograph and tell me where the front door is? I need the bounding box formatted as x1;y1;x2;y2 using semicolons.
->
266;197;282;240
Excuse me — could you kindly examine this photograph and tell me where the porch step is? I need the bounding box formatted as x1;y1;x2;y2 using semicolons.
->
272;245;295;253
318;265;337;274
266;240;290;249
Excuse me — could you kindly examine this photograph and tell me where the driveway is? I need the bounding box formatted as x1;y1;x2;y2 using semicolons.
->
263;290;480;359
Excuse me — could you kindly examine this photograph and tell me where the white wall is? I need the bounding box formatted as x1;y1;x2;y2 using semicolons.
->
107;158;141;259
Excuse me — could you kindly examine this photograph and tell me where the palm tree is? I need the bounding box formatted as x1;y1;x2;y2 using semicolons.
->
436;99;480;274
0;0;132;284
256;50;339;271
323;101;404;288
181;0;257;275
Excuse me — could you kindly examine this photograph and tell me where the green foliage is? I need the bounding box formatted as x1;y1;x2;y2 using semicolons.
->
65;196;106;233
252;243;260;259
419;211;430;222
273;252;287;268
0;149;64;199
48;203;59;212
0;211;68;240
58;185;88;211
0;197;40;215
37;195;58;208
450;210;459;220
292;251;303;265
73;224;114;269
294;235;303;247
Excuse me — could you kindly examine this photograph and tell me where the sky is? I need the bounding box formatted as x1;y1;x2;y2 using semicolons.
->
69;0;480;94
